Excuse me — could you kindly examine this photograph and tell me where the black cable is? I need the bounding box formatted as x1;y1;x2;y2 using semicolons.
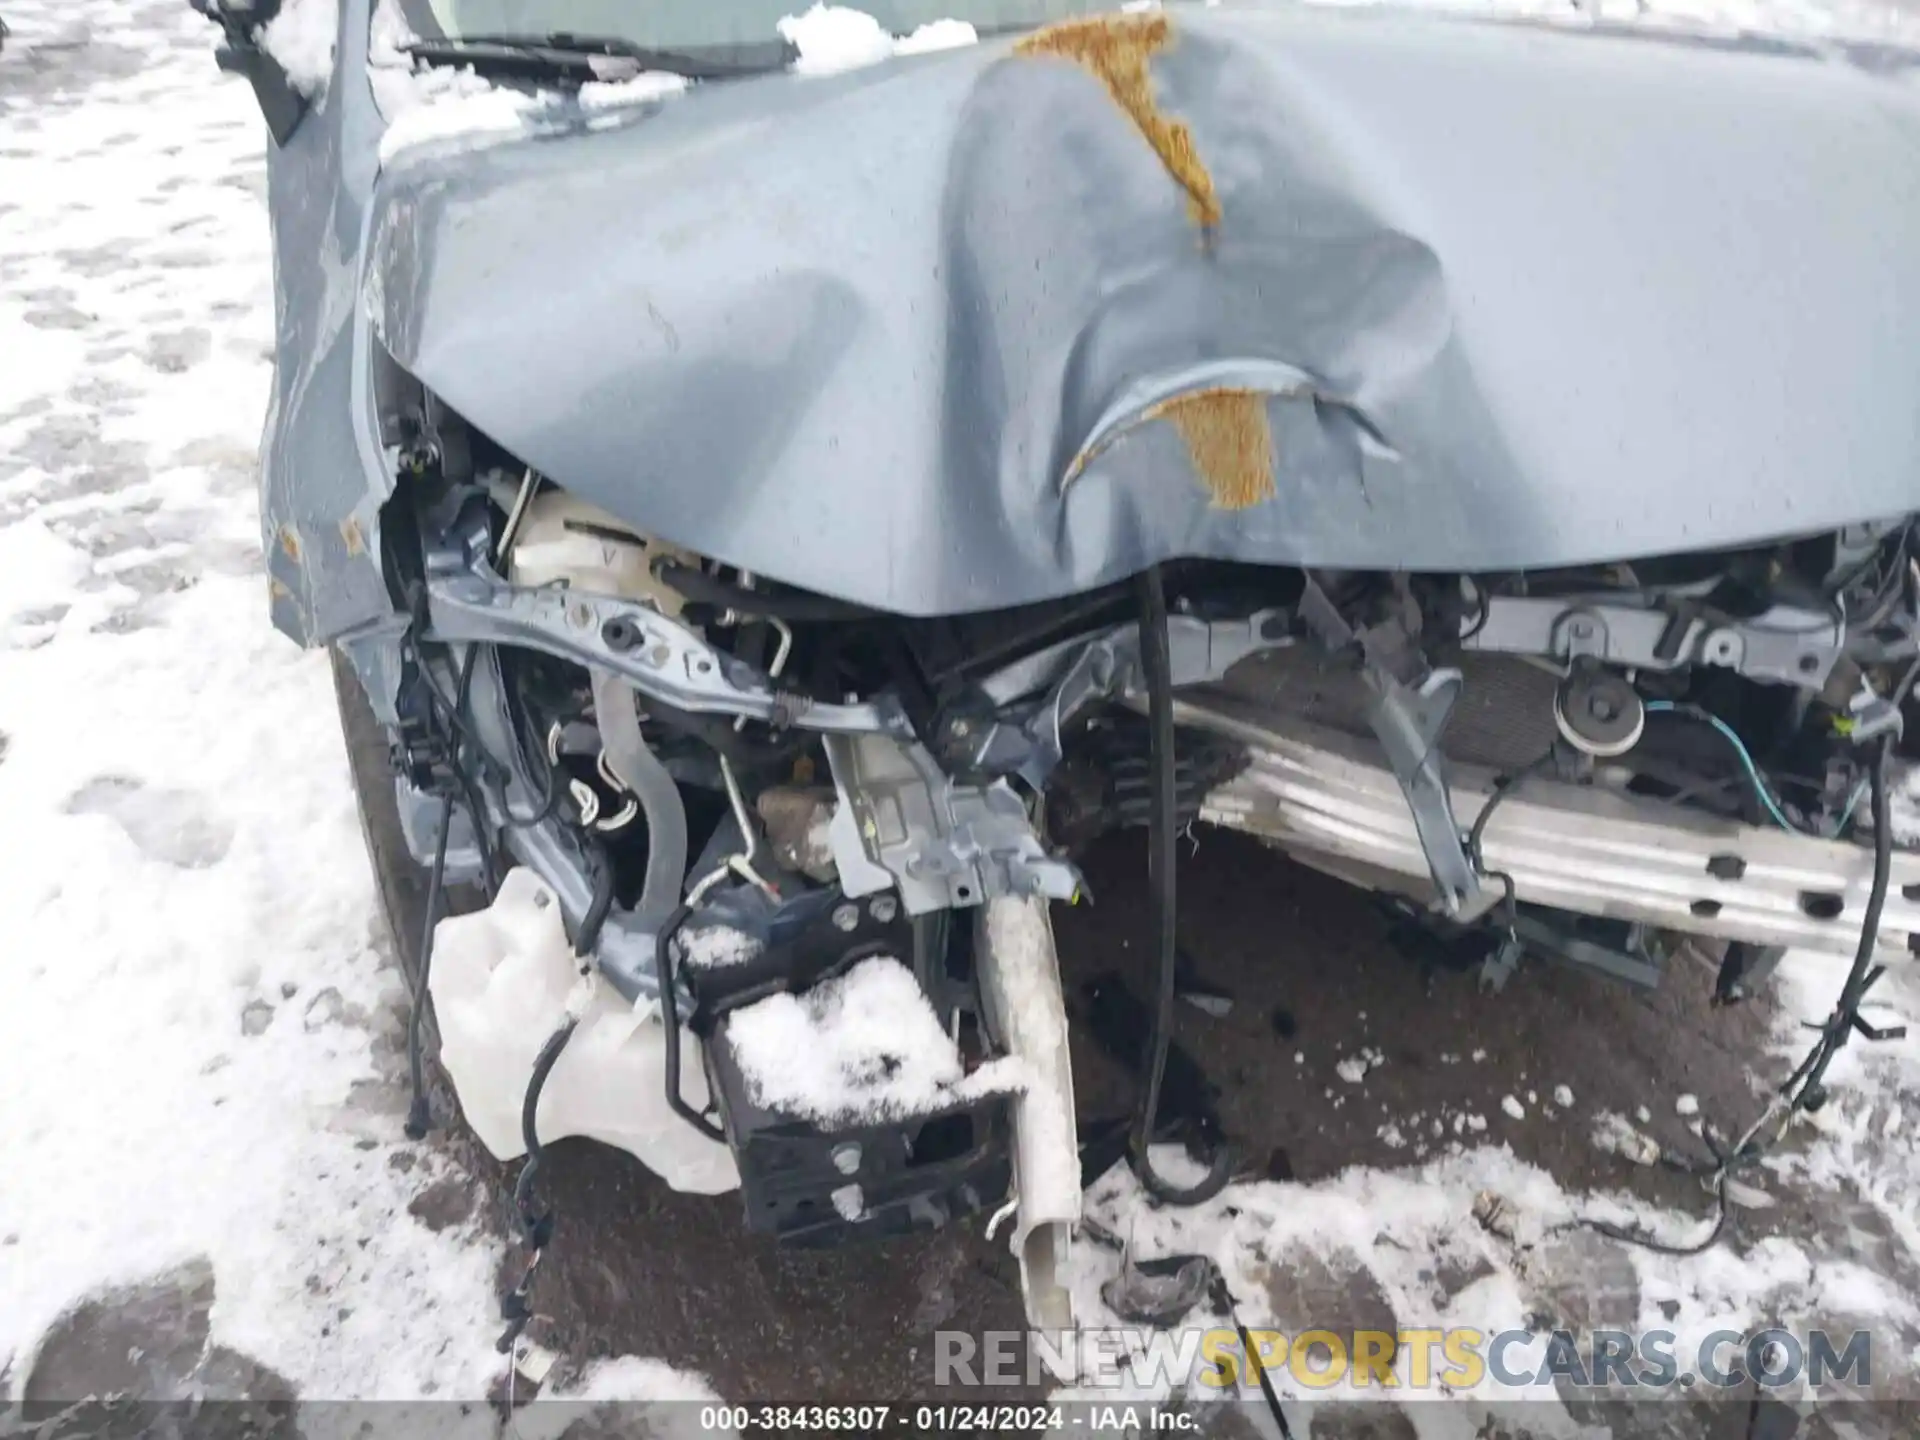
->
1779;736;1897;1109
454;764;500;897
1576;737;1899;1258
496;856;614;1354
652;560;880;622
656;901;729;1143
491;654;563;830
409;641;500;894
1467;749;1556;869
404;791;455;1142
1127;565;1234;1206
411;632;490;761
510;1016;581;1249
1459;580;1493;643
571;842;617;959
413;633;555;834
496;1012;580;1356
1461;748;1556;940
403;647;481;1140
1208;1274;1297;1439
1581;1172;1732;1257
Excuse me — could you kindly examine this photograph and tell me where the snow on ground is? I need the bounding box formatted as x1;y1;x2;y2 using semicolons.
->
1769;951;1920;1262
2;0;1919;1422
1047;951;1920;1417
0;0;497;1403
0;0;710;1412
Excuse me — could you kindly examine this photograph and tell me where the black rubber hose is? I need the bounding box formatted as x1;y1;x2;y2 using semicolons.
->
656;901;729;1143
640;692;813;770
573;844;616;959
1128;565;1234;1206
511;1016;581;1249
652;560;880;623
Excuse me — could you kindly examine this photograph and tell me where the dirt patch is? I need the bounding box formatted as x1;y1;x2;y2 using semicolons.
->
447;1129;1040;1403
1014;13;1220;228
407;1176;477;1234
1056;827;1784;1219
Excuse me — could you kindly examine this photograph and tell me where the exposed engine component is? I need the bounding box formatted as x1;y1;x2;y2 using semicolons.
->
754;786;838;882
373;428;1916;1343
821;732;1082;916
500;479;698;619
1554;665;1646;758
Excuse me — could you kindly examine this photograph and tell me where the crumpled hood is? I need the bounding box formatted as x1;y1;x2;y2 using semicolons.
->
365;6;1920;616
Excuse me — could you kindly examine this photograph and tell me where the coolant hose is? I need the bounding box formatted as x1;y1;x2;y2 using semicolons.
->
590;669;688;928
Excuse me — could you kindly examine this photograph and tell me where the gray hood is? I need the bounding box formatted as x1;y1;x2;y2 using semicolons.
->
365;6;1920;617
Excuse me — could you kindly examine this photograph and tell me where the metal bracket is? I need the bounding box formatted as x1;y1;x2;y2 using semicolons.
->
1373;668;1496;919
1298;579;1493;920
1463;595;1846;689
425;569;906;738
956;608;1290;789
822;733;1082;917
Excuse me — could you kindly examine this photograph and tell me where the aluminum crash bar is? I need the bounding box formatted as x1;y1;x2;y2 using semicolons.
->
1178;696;1920;960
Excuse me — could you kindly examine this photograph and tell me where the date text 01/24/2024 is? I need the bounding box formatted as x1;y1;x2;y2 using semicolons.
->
697;1405;1199;1432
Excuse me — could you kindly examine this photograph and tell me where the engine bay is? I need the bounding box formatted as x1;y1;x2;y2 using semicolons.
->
361;396;1919;1337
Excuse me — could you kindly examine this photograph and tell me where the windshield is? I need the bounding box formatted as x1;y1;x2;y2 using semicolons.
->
393;0;1125;49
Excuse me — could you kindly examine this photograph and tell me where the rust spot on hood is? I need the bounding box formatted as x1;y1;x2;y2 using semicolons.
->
277;524;302;563
1014;13;1221;229
339;517;366;557
1145;388;1276;509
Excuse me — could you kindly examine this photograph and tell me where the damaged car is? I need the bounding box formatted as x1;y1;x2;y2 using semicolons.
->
199;0;1920;1332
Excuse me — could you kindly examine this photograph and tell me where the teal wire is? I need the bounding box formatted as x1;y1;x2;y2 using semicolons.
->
1831;776;1870;838
1643;700;1803;834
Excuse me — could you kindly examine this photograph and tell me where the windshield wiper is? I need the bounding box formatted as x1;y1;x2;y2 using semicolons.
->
400;31;795;84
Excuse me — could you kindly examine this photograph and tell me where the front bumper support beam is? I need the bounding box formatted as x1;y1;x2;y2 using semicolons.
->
1184;697;1920;960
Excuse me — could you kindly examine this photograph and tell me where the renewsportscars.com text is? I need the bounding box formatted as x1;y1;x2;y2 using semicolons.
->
934;1326;1874;1393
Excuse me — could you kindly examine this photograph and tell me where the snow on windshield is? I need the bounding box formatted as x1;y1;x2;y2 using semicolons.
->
367;0;1920;167
368;1;981;162
369;0;693;162
780;5;978;73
